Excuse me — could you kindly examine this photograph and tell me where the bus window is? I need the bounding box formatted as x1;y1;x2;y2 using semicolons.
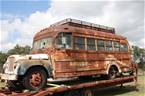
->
45;37;52;48
87;38;96;50
120;44;128;52
106;41;113;51
40;39;46;49
33;37;52;49
56;32;72;49
97;40;105;51
74;37;85;50
114;42;120;51
33;40;40;49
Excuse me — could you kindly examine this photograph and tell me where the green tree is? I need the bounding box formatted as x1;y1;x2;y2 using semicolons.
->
132;46;145;70
7;44;31;55
0;52;8;65
0;52;8;72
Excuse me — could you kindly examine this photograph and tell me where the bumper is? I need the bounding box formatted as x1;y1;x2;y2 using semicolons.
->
1;74;17;80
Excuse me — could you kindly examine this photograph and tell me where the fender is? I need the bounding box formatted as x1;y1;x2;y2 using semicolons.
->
106;63;122;74
16;59;52;76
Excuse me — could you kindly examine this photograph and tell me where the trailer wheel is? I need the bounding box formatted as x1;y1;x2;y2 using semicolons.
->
108;66;119;79
63;90;81;96
22;67;47;91
81;89;94;96
7;80;23;91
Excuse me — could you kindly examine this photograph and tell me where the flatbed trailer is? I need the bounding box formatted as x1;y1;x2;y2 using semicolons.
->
0;75;137;96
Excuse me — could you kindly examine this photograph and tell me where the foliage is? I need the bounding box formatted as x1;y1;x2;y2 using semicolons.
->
0;52;8;65
132;46;145;70
0;44;31;66
7;44;31;55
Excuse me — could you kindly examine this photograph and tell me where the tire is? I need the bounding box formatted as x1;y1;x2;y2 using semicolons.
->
22;67;47;91
7;80;23;91
63;90;81;96
81;89;94;96
108;66;119;79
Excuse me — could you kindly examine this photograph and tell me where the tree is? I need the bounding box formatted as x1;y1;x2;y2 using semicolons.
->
132;46;145;70
0;52;8;73
7;44;31;55
0;52;8;65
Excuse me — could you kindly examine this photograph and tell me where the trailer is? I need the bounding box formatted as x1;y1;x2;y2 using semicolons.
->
0;69;138;96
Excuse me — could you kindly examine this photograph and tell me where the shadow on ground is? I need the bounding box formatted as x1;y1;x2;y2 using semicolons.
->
94;85;139;96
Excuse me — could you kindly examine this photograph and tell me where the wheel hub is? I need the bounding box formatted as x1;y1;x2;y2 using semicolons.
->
30;73;42;87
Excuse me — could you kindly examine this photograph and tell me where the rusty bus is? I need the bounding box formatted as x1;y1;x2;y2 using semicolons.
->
1;18;134;91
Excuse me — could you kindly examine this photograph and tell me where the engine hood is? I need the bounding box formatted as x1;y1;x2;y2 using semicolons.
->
7;54;49;61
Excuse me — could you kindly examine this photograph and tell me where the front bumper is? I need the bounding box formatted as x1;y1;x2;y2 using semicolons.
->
1;74;17;80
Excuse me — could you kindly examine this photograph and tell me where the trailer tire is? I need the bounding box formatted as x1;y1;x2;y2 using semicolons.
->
22;67;47;91
63;90;81;96
81;89;94;96
7;80;23;91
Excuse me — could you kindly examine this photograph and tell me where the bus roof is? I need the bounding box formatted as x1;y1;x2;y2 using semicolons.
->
50;18;115;34
34;18;126;41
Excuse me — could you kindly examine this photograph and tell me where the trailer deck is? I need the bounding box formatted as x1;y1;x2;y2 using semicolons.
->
0;75;137;96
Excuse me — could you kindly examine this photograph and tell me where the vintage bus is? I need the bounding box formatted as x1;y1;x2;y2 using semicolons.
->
2;18;134;90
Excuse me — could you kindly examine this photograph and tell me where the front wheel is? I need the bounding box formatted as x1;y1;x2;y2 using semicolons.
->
22;67;47;91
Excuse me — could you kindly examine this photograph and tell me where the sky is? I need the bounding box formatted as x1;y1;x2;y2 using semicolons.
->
0;0;144;52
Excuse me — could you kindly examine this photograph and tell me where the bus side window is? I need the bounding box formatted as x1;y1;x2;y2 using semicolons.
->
97;40;105;51
120;44;128;52
74;37;85;50
114;41;120;51
87;38;96;50
106;41;113;51
56;33;72;49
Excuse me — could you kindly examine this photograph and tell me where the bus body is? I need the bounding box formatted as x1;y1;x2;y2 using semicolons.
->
32;18;133;79
1;18;134;90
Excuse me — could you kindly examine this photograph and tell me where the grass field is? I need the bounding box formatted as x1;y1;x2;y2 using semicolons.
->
94;75;145;96
0;74;144;96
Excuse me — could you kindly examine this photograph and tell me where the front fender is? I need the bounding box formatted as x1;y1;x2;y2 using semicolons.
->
18;63;42;75
16;59;52;76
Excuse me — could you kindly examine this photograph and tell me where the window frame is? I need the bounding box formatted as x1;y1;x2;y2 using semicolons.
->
55;32;72;49
114;41;120;51
86;38;96;51
97;39;105;51
74;36;86;50
106;40;113;51
120;43;128;52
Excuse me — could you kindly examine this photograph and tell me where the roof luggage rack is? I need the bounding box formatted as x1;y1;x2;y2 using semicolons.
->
51;18;115;34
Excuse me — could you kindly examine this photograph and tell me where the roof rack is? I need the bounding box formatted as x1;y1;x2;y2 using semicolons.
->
51;18;115;34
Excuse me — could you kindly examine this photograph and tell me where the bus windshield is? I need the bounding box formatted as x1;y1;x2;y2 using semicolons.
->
33;37;52;49
55;32;72;49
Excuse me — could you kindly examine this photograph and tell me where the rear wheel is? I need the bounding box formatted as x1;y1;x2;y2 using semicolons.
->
108;66;119;79
22;67;47;91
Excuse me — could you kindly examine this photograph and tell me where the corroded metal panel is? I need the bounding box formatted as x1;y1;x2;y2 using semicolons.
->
32;19;132;79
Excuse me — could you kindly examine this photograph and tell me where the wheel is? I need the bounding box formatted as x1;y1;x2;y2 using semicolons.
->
63;90;81;96
81;89;94;96
108;66;119;79
7;80;23;91
22;67;47;91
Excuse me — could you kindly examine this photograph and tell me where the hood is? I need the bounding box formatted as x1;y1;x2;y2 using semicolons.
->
8;54;49;61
